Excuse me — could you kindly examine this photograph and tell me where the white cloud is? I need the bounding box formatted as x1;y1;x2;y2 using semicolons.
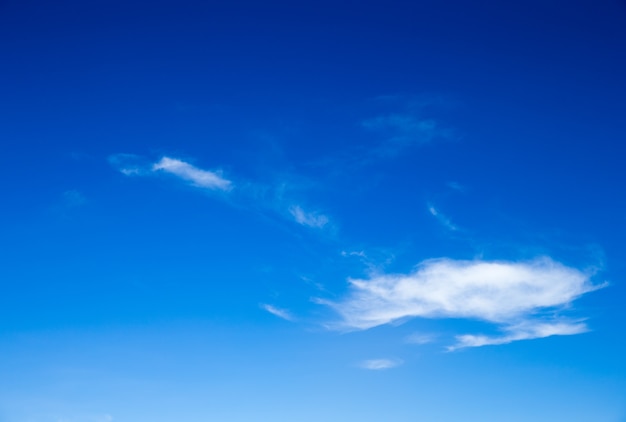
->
152;157;232;191
428;204;458;231
261;304;295;321
111;154;334;230
108;153;148;176
449;319;588;350
324;257;604;349
289;205;329;228
359;358;403;370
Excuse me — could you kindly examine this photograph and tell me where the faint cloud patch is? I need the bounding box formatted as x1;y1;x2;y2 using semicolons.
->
289;205;329;228
405;332;437;345
63;190;86;208
446;181;466;192
359;358;403;370
261;304;295;321
108;153;150;176
428;204;458;231
361;113;456;157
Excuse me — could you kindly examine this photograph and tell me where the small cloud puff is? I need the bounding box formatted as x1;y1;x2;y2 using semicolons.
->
359;358;403;370
324;257;605;349
289;205;329;228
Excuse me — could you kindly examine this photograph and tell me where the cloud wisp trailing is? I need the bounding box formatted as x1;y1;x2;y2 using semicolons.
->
110;154;331;231
451;319;588;350
289;205;329;228
261;304;295;321
323;257;604;349
428;204;458;231
152;157;232;191
359;358;403;370
362;113;455;157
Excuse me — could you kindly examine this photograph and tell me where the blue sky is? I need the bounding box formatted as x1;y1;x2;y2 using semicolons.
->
1;0;626;420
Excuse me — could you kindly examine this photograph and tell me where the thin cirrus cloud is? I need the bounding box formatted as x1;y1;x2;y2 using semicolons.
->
110;154;331;230
428;204;458;231
109;154;231;191
359;358;403;370
451;319;588;350
289;205;329;228
152;157;232;191
261;304;295;321
361;113;455;156
322;257;605;349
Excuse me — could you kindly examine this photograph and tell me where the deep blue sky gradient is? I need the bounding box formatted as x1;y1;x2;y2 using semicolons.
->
1;1;626;421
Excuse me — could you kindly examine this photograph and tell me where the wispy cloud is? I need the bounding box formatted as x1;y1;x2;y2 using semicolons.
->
261;304;295;321
405;332;437;345
152;157;232;191
450;319;588;350
323;257;604;349
111;154;333;231
108;153;148;176
362;113;455;156
446;181;465;192
359;358;403;370
289;205;329;228
62;190;86;208
428;204;458;231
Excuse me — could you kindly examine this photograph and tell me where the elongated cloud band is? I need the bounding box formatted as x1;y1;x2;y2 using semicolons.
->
261;304;295;321
152;157;232;191
324;257;603;349
359;358;403;370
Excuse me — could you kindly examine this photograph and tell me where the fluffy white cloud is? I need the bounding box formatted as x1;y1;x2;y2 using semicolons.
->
359;358;403;370
289;205;329;228
152;157;232;191
261;304;294;321
325;257;603;348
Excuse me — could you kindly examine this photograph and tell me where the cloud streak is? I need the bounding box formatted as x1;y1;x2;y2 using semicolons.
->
359;358;403;370
450;319;588;350
428;204;458;231
261;304;295;321
289;205;329;228
111;154;332;231
152;157;232;191
361;113;455;157
323;257;604;349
